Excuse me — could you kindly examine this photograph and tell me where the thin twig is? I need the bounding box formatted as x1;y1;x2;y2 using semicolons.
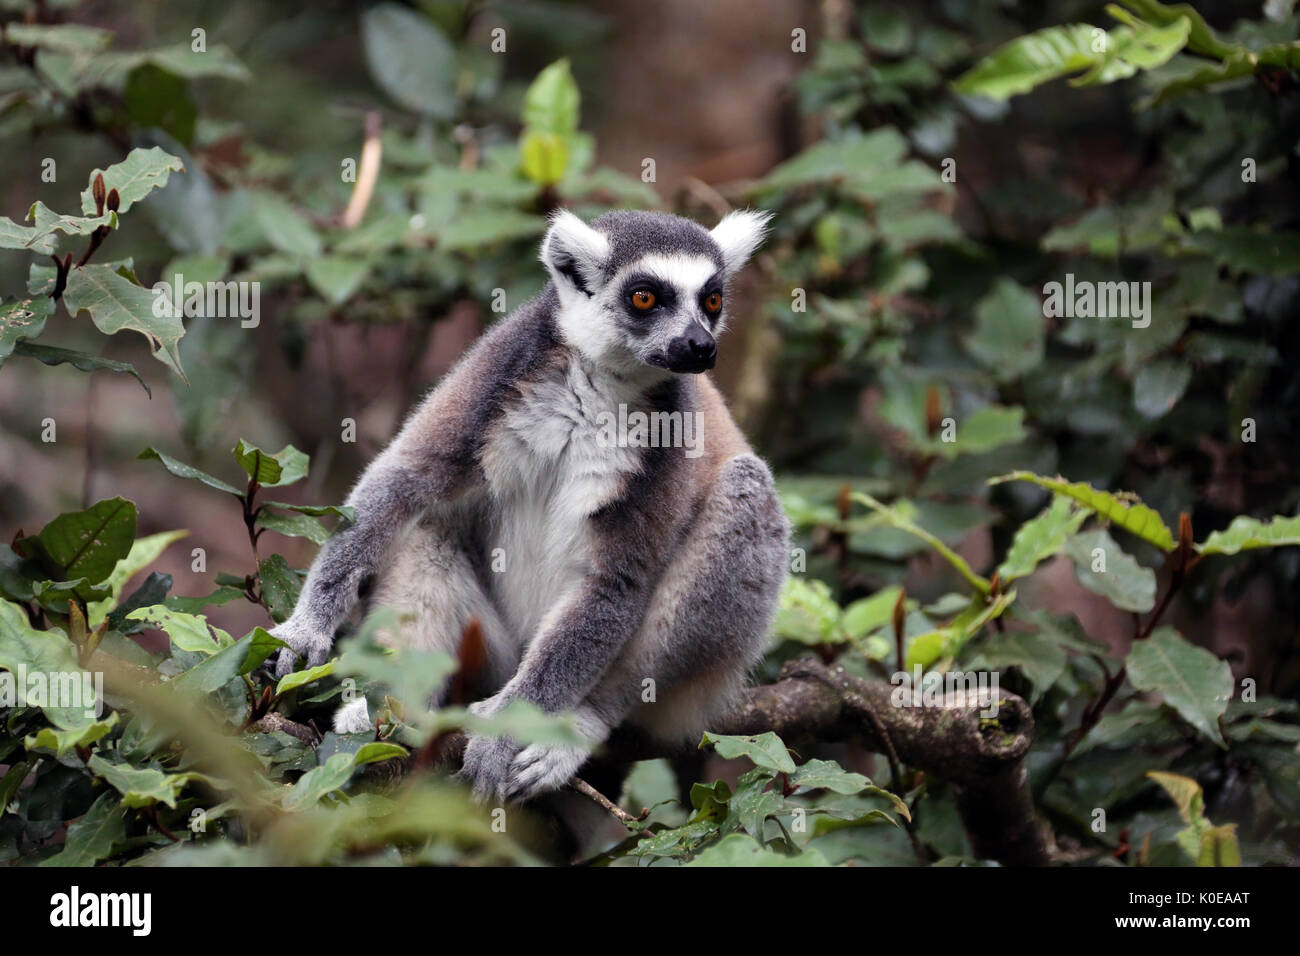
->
569;776;646;826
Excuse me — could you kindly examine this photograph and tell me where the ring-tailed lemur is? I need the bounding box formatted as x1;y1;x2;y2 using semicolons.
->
270;208;790;803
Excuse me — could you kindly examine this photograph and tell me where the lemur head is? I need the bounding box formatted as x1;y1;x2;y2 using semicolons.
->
540;208;770;378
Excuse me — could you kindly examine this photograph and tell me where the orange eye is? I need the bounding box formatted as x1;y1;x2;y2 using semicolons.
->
631;290;656;310
704;292;723;314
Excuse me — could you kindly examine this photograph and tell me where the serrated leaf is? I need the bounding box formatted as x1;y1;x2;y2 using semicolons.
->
997;496;1092;582
1065;528;1156;613
989;471;1176;551
78;147;185;215
1127;628;1233;747
63;263;186;380
1197;514;1300;556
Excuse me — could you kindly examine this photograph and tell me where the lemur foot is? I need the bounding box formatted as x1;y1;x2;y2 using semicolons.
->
458;734;521;803
268;619;331;678
504;743;589;801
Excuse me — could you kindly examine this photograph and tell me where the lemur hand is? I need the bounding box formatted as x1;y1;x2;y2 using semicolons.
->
269;617;331;678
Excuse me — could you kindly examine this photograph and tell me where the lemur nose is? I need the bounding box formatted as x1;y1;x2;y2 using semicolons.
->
690;336;715;358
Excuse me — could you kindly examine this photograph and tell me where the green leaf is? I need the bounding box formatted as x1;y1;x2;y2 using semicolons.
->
968;630;1066;704
437;209;547;252
1133;358;1191;419
353;742;408;766
842;586;903;639
27;201;115;242
137;446;241;495
699;731;797;774
685;832;828;866
263;502;354;521
966;278;1044;381
1127;628;1232;747
233;440;308;488
0;600;97;729
257;554;301;625
0;216;57;255
9;340;150;395
250;193;321;257
282;751;356;810
989;472;1176;552
87;529;187;627
852;492;991;595
256;510;329;545
788;758;874;795
63;263;186;380
520;130;571;186
522;59;580;134
4;23;112;54
1197;514;1300;556
928;405;1028;459
304;256;370;305
275;660;335;696
26;713;119;757
126;605;233;654
1065;528;1156;613
13;496;136;584
997;496;1092;583
361;3;456;119
1187;227;1300;278
774;578;844;645
952;17;1190;100
88;755;201;808
0;296;54;364
38;792;125;867
755;128;947;200
78;147;185;216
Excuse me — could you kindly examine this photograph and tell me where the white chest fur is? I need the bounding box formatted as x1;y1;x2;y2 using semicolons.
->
478;357;644;644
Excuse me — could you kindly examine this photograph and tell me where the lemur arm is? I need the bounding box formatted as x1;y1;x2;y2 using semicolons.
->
271;316;532;673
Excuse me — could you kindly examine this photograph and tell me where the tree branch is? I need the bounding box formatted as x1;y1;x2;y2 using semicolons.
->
411;656;1047;866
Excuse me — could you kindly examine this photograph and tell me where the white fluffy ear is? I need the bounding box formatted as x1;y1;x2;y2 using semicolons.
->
711;208;772;275
540;209;610;296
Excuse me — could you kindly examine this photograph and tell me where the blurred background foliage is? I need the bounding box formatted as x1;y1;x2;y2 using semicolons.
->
1;0;1298;866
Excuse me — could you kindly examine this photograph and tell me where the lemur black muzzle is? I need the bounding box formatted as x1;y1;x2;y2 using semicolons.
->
664;326;717;373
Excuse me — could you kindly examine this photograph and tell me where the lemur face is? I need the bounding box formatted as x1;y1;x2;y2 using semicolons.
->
541;209;771;378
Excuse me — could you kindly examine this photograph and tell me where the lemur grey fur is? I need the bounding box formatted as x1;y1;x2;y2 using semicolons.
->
270;208;790;803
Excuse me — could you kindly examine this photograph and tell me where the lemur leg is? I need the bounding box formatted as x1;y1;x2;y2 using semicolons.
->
504;454;789;800
364;506;519;701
